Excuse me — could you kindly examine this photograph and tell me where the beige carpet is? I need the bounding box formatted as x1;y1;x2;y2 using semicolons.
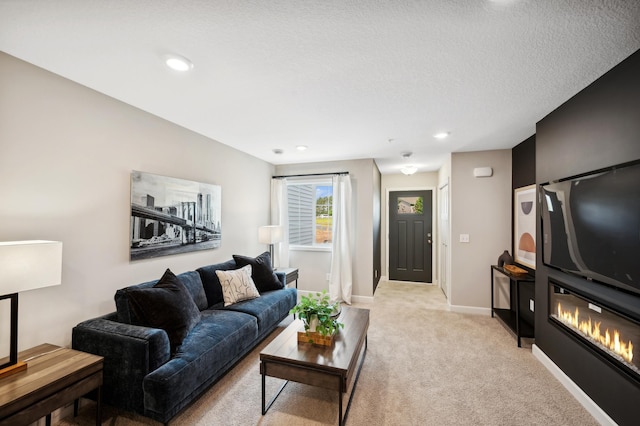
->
62;281;599;426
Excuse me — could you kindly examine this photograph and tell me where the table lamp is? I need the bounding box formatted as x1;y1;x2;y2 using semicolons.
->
258;226;282;268
0;240;62;379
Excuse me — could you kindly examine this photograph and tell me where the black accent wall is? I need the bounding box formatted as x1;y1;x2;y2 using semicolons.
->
535;49;640;425
512;135;536;190
512;135;536;326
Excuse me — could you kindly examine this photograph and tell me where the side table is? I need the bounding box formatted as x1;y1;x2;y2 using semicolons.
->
0;343;103;426
276;267;299;288
491;265;535;347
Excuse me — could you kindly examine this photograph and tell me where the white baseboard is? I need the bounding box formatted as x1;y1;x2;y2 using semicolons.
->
532;344;617;426
450;304;491;316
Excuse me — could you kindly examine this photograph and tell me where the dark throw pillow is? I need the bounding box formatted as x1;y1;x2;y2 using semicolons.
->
233;252;284;292
126;268;202;353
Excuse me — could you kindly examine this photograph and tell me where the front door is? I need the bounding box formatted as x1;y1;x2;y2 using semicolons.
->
389;190;433;282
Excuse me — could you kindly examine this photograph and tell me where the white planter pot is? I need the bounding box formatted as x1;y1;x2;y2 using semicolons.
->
309;314;319;332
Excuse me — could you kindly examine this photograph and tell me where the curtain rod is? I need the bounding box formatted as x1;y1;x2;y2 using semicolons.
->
272;171;349;179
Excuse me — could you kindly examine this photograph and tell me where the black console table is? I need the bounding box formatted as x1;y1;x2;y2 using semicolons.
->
491;265;535;347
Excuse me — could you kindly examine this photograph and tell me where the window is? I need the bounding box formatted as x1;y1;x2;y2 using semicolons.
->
287;180;333;248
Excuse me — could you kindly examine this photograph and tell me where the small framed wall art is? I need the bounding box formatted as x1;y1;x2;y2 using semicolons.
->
514;184;536;269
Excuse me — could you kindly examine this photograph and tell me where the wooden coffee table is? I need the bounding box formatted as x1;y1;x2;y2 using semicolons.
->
260;306;369;426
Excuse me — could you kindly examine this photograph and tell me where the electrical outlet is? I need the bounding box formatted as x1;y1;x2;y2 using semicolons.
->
459;234;470;243
530;299;535;312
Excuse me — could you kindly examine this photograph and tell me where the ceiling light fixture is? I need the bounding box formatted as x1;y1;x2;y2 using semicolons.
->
401;165;417;176
165;54;194;72
400;152;417;175
296;145;308;151
433;132;450;140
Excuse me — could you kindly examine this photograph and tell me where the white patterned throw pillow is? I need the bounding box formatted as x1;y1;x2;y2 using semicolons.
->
215;265;261;306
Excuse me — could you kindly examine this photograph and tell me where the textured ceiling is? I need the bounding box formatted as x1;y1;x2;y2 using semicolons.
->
1;0;639;174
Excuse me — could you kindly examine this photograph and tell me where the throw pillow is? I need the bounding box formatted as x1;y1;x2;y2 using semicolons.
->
233;252;284;292
126;268;202;353
215;265;261;306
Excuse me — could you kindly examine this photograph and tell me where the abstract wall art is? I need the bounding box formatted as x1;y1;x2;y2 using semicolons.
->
514;184;536;269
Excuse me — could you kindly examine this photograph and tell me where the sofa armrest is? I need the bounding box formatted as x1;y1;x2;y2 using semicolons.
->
274;271;286;287
72;313;171;414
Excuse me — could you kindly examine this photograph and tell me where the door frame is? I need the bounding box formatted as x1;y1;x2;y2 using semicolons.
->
438;179;450;298
386;186;437;284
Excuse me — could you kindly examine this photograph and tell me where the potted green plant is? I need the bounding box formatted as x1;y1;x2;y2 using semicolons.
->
290;290;343;345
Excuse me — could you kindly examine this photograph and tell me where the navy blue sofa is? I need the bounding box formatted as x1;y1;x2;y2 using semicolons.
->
72;257;297;424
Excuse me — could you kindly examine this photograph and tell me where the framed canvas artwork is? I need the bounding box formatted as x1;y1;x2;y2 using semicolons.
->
130;171;221;261
514;184;536;269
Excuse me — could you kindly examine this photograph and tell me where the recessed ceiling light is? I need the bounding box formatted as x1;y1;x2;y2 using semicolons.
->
433;132;450;140
296;145;308;151
165;54;194;72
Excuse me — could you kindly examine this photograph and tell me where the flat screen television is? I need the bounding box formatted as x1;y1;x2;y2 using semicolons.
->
540;160;640;296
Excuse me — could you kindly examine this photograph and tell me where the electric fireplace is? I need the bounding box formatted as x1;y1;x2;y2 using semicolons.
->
549;281;640;381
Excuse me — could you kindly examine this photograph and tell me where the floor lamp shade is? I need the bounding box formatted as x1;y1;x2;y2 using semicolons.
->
258;226;283;245
0;240;62;377
258;226;282;267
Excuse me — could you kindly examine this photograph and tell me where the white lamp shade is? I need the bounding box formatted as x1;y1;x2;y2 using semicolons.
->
0;240;63;295
258;226;283;244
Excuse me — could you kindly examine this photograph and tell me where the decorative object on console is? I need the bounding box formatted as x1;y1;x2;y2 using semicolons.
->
497;250;513;267
130;171;221;261
504;264;528;276
290;290;343;346
0;240;62;378
514;184;536;269
258;225;282;268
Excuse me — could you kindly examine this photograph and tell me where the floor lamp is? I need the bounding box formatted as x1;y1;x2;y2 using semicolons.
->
0;240;62;379
258;226;283;269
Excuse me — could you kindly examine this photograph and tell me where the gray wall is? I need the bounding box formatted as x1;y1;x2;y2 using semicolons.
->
0;52;274;351
450;150;512;312
535;49;640;425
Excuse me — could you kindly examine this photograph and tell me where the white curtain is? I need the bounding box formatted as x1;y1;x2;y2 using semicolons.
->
270;178;289;268
329;174;353;304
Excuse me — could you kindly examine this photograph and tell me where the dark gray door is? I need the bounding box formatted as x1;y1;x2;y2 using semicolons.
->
389;190;433;282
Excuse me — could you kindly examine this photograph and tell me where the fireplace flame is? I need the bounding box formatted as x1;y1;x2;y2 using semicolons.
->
557;302;633;363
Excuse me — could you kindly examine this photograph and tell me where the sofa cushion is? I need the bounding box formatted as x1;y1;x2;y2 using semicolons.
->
223;287;297;334
233;252;284;292
215;265;260;306
176;270;208;311
142;309;258;417
126;268;202;353
196;259;237;307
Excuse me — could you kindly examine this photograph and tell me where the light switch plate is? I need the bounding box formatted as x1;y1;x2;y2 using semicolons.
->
530;299;535;312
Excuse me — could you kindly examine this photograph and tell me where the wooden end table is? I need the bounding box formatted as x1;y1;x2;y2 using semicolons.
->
260;306;369;425
0;343;103;426
276;267;299;288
